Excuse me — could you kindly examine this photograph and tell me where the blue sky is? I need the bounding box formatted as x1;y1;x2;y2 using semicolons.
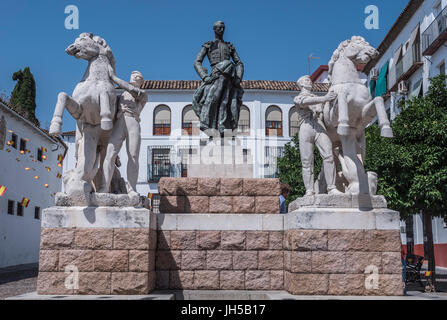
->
0;0;408;131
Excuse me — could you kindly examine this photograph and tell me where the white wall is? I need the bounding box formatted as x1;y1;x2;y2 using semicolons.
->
0;103;64;268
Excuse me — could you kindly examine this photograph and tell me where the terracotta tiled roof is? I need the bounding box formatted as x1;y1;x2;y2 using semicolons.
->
363;0;424;74
141;80;329;92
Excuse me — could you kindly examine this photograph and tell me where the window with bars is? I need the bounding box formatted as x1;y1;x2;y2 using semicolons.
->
153;121;171;136
37;148;43;162
17;203;23;217
34;206;40;220
11;133;17;149
237;120;250;135
19;139;26;153
264;146;284;178
7;200;14;215
149;148;172;182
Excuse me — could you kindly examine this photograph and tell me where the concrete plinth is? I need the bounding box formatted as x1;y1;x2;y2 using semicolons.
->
36;206;157;295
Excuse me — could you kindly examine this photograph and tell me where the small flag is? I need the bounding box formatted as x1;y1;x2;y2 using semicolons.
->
425;271;432;277
56;173;62;179
0;185;6;197
34;175;39;179
57;154;63;162
42;147;47;152
43;184;49;188
45;167;51;172
25;167;30;171
20;197;30;208
7;140;13;146
57;163;62;167
8;129;13;133
19;150;25;154
42;155;47;160
148;193;153;199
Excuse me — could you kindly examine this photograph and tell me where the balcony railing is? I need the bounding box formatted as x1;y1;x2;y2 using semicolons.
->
388;43;423;92
422;5;447;55
153;121;171;136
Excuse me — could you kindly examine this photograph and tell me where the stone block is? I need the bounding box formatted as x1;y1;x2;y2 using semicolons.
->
233;196;255;213
246;231;269;250
113;228;149;250
75;228;113;250
209;196;233;213
328;274;365;295
206;250;233;270
311;251;345;274
382;252;402;274
259;251;284;270
129;250;149;272
176;178;198;196
170;231;196;250
197;178;220;196
255;196;280;214
220;178;243;196
375;274;404;296
156;270;170;289
328;230;365;251
59;250;94;272
37;272;73;295
40;228;74;249
233;251;258;270
364;230;402;252
285;272;329;295
111;272;149;295
196;231;221;249
159;196;185;213
93;250;128;272
286;230;328;251
39;250;59;272
194;271;219;289
243;178;280;196
270;271;284;290
157;231;171;250
76;272;111;295
170;270;194;289
221;231;246;250
158;178;179;195
149;229;157;251
284;250;291;271
155;250;181;270
245;271;271;290
345;252;382;274
290;251;312;273
219;271;245;290
182;250;207;270
269;231;284;250
185;196;209;213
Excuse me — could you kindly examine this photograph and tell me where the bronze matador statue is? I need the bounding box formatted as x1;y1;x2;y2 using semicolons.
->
192;21;244;135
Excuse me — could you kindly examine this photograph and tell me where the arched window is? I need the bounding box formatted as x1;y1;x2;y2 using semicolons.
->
289;107;300;137
265;105;283;136
237;105;250;135
182;105;200;135
153;105;171;136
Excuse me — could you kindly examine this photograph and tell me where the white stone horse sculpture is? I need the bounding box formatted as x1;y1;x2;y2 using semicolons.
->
49;33;140;198
323;36;393;195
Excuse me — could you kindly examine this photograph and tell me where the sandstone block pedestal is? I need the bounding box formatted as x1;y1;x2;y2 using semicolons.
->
37;206;157;295
284;195;404;296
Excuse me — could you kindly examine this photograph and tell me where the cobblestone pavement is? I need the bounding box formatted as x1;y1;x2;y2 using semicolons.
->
0;265;38;300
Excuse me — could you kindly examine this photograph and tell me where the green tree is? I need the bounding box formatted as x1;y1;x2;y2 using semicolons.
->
10;67;39;126
365;74;447;291
277;133;322;207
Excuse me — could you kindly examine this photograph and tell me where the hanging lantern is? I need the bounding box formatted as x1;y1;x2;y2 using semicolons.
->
43;183;49;188
34;175;39;179
25;167;30;171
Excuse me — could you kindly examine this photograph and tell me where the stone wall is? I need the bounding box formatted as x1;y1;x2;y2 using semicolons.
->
155;230;284;290
158;178;280;213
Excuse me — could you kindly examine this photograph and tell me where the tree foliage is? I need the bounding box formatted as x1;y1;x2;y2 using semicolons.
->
10;67;39;126
365;74;447;220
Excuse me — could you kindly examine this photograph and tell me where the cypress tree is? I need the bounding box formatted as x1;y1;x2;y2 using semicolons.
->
10;67;39;126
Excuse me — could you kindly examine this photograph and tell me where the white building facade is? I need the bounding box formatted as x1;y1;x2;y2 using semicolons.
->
0;100;66;268
364;0;447;267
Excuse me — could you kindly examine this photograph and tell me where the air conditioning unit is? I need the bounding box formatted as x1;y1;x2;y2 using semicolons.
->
369;68;379;80
398;80;408;95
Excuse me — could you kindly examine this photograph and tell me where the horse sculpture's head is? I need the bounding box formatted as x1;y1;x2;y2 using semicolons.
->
65;33;116;70
328;36;378;81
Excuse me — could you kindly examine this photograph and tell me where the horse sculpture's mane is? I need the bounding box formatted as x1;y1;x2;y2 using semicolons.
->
327;36;368;84
80;32;116;73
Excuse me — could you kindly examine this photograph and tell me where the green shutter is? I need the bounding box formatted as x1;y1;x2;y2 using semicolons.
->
374;61;389;97
369;80;376;98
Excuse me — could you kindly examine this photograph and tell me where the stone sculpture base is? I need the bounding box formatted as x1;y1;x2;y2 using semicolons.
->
37;207;157;295
284;196;404;296
186;137;253;178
